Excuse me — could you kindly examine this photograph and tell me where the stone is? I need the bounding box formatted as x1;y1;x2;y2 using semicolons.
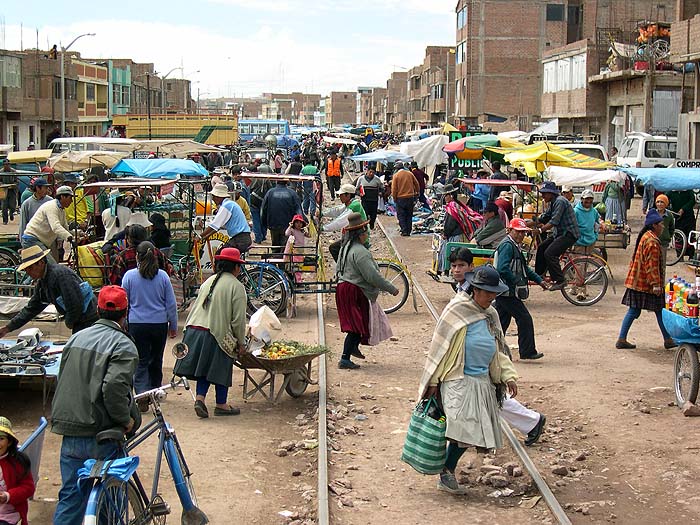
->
292;470;302;477
479;465;504;475
512;467;524;478
682;401;700;417
551;465;569;476
280;441;296;451
275;449;289;457
554;479;567;487
390;336;399;341
340;497;354;507
490;475;509;488
639;406;651;414
354;414;368;421
575;452;587;462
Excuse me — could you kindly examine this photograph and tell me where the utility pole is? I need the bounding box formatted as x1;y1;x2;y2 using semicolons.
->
146;72;152;140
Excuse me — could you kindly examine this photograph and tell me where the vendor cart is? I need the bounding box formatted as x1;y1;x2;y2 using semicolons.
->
667;309;700;408
233;349;324;403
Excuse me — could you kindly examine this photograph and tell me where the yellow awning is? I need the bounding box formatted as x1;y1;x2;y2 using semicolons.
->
484;142;613;174
7;149;52;163
442;123;459;134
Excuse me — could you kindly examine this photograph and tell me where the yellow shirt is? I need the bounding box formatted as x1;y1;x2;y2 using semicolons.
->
235;196;251;222
64;187;88;225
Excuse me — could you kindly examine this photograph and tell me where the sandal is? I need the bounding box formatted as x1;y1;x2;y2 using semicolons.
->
214;405;241;416
194;400;209;419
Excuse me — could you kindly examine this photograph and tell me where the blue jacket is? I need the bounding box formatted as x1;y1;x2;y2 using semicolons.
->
261;183;302;230
574;202;599;247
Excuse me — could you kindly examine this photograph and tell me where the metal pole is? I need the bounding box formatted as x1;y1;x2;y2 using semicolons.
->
445;50;450;125
146;73;152;140
60;48;66;135
197;87;200;116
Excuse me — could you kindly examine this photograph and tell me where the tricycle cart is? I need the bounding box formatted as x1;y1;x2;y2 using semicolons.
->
233;350;324;403
666;308;700;407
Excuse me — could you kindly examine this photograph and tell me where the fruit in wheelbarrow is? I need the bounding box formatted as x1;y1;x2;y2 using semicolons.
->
262;341;329;359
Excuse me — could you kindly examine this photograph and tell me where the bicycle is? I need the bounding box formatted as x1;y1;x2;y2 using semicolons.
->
81;368;208;525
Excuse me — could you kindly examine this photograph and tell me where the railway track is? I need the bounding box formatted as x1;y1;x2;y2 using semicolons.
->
374;217;572;525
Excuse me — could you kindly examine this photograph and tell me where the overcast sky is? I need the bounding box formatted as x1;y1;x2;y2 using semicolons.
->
1;0;455;99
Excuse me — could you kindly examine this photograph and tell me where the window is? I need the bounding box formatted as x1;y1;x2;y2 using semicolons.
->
543;61;556;93
546;4;565;21
645;141;676;159
121;86;130;105
457;7;467;28
86;83;96;101
29;126;35;144
456;41;466;65
112;84;121;104
0;56;22;88
619;138;639;158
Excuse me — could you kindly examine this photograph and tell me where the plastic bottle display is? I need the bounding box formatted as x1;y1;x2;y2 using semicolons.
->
667;276;700;318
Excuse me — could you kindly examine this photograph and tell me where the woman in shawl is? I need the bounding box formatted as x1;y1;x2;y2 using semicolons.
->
438;183;482;273
335;213;399;370
418;265;518;495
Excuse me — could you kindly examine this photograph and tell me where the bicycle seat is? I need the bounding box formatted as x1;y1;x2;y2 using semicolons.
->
96;428;125;444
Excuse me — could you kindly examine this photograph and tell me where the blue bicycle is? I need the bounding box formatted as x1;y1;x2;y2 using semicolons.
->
81;370;208;524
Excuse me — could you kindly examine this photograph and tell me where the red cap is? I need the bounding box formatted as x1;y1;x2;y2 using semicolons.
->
215;247;245;264
508;218;530;231
98;285;128;311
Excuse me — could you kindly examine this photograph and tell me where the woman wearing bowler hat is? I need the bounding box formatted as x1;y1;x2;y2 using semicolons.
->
418;265;518;495
335;213;399;369
174;247;248;418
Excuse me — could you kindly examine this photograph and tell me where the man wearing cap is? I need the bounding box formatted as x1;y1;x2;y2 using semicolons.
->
355;167;384;229
200;183;253;255
61;173;88;228
573;189;602;249
531;181;580;290
495;218;548;361
261;179;303;254
561;186;575;206
390;165;420;236
231;181;252;222
21;185;75;262
19;178;52;238
323;150;344;201
1;158;17;225
51;285;139;524
0;245;98;338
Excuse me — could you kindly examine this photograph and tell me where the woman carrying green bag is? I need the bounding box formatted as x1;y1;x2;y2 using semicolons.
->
417;265;519;495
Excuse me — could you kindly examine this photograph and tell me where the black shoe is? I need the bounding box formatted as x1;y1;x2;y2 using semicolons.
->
350;348;366;360
194;400;209;419
615;339;636;349
338;358;360;369
549;281;566;291
525;414;546;446
214;405;241;416
521;352;544;360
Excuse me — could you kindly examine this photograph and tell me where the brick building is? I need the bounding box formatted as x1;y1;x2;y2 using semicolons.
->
163;78;194;114
371;87;387;125
407;46;455;130
325;91;356;127
386;71;408;133
670;0;700;158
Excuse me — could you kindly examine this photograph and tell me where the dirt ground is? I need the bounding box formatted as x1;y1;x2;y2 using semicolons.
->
4;194;700;524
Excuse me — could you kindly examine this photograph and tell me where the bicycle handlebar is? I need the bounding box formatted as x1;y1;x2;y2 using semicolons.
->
134;375;191;403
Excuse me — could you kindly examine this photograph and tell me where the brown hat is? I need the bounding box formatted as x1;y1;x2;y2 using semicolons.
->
343;212;369;232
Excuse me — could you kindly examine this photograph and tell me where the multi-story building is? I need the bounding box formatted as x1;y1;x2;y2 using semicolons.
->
68;56;110;137
357;87;373;124
264;92;322;125
540;1;681;148
108;60;131;118
670;1;700;158
314;98;326;127
454;0;570;130
325;91;356;127
371;87;387;125
407;46;455;130
9;50;78;149
386;71;408;133
1;52;28;149
261;98;294;121
163;78;193;114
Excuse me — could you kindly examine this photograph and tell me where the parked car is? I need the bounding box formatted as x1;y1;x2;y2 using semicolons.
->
616;132;677;168
559;143;609;162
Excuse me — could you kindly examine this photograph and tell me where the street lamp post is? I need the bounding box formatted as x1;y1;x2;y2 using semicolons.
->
146;72;152;139
196;88;211;116
445;48;455;125
60;32;96;136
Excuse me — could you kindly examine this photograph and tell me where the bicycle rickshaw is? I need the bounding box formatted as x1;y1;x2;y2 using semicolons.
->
200;170;413;318
429;177;613;306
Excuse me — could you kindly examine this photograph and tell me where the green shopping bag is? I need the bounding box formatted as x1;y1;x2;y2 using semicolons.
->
400;397;447;475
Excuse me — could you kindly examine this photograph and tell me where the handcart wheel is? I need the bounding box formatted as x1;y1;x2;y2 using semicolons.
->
285;369;309;398
674;344;700;408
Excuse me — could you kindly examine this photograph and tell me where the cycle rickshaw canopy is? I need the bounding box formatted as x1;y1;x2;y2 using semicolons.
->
110;158;209;179
620;167;700;191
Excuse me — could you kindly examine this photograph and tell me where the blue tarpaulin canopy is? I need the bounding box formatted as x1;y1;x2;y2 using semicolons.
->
349;150;412;163
619;167;700;191
110;159;208;179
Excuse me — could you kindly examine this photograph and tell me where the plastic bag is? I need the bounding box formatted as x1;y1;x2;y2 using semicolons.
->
247;305;282;354
368;300;393;346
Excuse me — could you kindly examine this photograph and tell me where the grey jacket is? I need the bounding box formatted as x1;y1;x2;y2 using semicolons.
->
337;241;398;302
51;319;138;437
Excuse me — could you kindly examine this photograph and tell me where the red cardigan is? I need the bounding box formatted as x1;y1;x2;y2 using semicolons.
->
0;455;35;525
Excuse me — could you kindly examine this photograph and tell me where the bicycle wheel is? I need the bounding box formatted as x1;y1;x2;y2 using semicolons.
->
239;265;288;316
667;230;687;266
561;257;608;306
84;477;145;525
675;344;700;408
376;261;409;314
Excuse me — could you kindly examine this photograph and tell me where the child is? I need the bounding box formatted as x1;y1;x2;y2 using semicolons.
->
448;247;474;293
0;416;35;525
284;214;311;284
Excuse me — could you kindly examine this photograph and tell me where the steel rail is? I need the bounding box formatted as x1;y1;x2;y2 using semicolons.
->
316;290;329;525
376;217;571;525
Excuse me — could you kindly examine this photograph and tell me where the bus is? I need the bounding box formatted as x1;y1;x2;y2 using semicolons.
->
48;137;138;156
238;119;291;142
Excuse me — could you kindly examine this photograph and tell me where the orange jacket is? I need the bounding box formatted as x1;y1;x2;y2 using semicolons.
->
326;158;341;177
